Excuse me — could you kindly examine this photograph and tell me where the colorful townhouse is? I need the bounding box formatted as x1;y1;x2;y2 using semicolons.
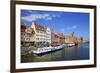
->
21;22;35;46
65;32;83;45
31;22;51;47
51;32;65;46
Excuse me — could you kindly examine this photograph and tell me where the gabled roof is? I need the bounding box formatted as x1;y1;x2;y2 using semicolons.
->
25;27;35;34
34;23;46;32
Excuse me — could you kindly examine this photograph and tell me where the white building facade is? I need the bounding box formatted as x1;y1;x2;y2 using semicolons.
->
31;22;51;44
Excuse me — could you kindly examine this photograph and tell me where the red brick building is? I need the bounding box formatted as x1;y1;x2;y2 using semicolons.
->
51;32;59;46
51;32;65;46
57;33;65;45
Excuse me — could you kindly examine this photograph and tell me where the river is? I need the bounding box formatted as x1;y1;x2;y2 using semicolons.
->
21;42;89;63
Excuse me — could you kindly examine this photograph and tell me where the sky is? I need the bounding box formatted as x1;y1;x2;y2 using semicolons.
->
21;9;90;40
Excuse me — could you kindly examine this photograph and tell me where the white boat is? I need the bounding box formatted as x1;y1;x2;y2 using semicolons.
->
67;43;75;47
33;45;64;55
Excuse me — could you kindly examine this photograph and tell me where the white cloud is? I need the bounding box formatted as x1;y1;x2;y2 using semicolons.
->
72;26;77;29
21;13;60;22
21;14;50;21
60;28;65;32
67;25;77;30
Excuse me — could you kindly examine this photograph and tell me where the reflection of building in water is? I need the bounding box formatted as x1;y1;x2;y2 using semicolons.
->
64;46;76;59
33;50;63;62
21;22;36;55
65;32;83;45
21;50;63;62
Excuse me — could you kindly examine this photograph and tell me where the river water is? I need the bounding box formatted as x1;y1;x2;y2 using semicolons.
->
21;42;89;63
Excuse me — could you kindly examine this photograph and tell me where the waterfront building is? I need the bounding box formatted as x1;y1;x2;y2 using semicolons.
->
31;22;52;47
51;32;59;46
65;32;83;44
21;22;35;46
46;27;51;44
51;32;65;46
21;22;29;42
57;33;65;45
77;37;83;44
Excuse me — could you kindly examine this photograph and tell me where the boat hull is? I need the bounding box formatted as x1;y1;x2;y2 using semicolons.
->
67;43;75;47
33;47;63;56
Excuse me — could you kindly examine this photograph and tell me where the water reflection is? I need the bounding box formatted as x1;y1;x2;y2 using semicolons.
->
21;42;89;63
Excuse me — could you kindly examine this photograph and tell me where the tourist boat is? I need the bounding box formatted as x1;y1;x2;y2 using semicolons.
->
67;43;75;47
32;44;64;55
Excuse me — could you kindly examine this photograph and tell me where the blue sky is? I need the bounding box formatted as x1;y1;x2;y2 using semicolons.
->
21;9;90;40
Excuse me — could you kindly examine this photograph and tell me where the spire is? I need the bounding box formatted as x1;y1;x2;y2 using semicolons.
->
31;22;36;28
71;32;74;37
